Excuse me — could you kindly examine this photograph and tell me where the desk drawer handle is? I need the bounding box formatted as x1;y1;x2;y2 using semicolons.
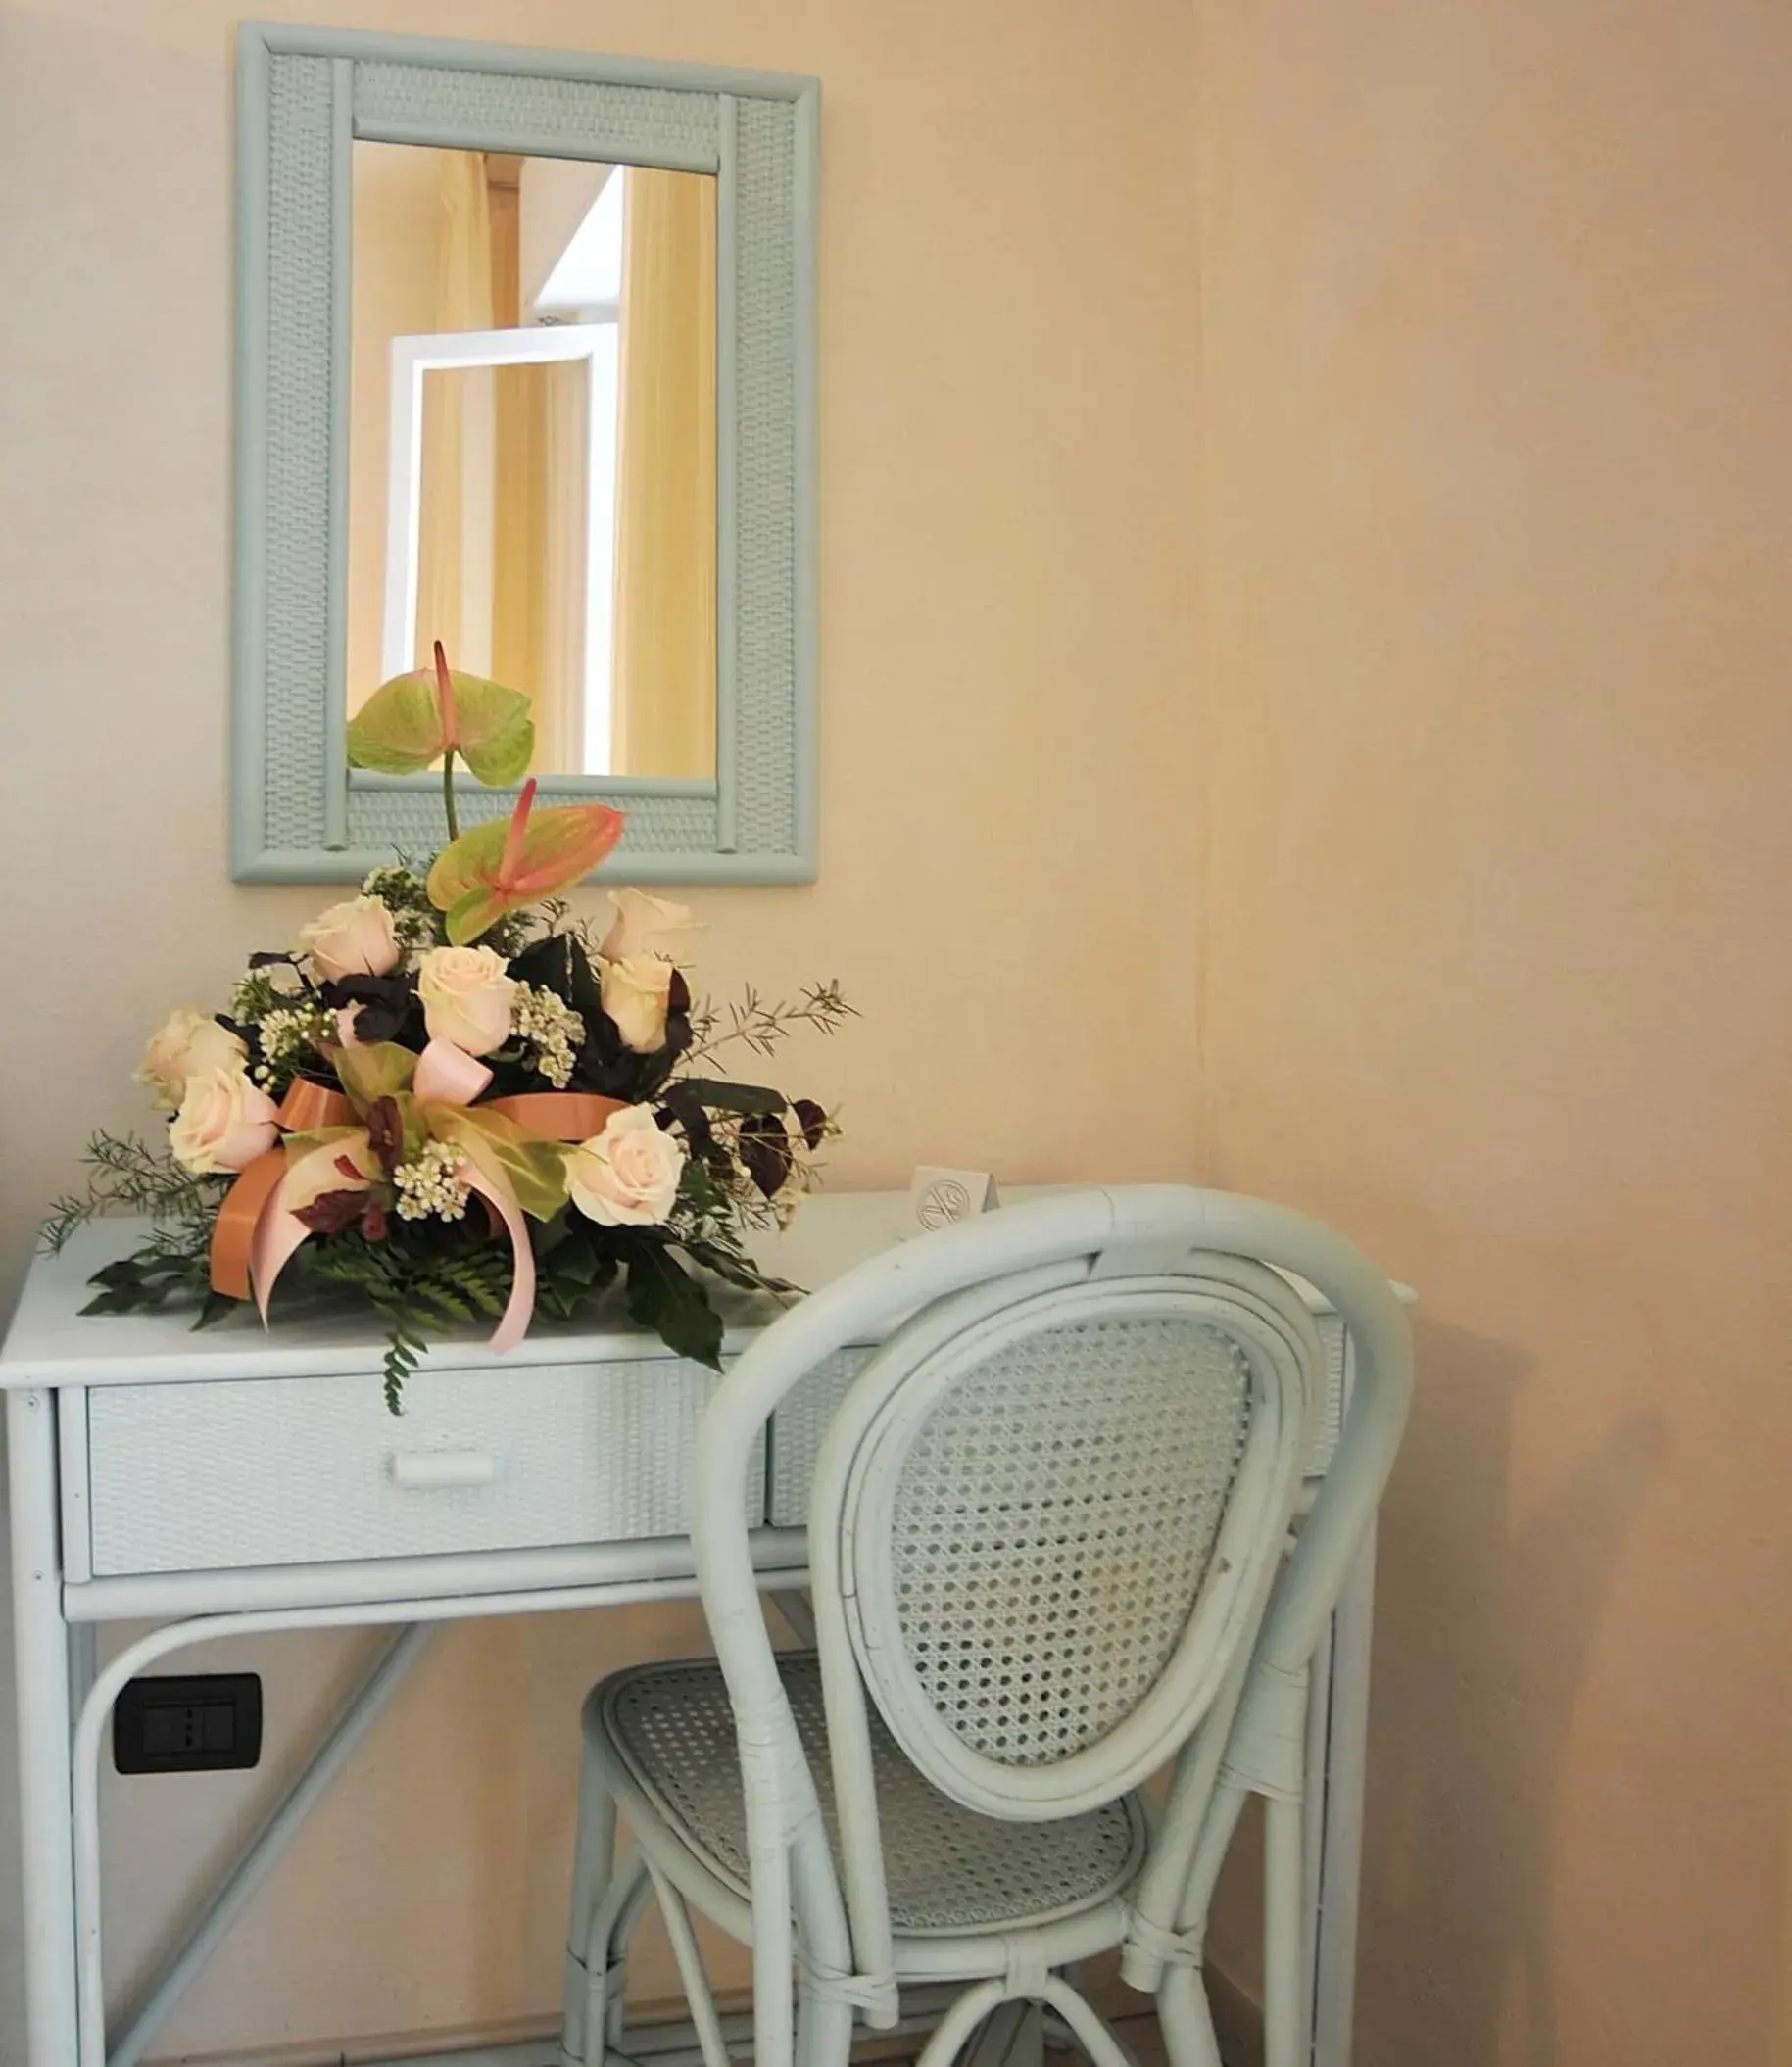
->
387;1450;498;1490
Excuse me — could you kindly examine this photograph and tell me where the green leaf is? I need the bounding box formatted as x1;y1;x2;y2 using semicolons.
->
509;933;577;1001
347;666;534;785
687;1239;799;1299
194;1291;239;1330
80;1288;143;1317
670;1078;789;1117
530;1204;574;1258
542;1235;617;1308
89;1258;157;1289
563;936;609;1030
623;1244;723;1369
554;1238;603;1288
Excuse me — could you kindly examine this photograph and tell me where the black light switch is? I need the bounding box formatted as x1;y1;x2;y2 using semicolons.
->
114;1674;263;1775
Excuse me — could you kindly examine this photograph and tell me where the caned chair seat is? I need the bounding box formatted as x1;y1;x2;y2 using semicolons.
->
596;1654;1147;1935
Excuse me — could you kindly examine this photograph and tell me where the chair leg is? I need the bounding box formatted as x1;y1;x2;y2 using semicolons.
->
795;1965;857;2067
560;1745;651;2067
965;2000;1045;2067
588;1851;653;2067
1263;1790;1308;2067
646;1858;735;2067
1038;1977;1140;2067
1155;1966;1225;2067
562;1748;618;2067
914;1980;1008;2067
567;1738;618;1941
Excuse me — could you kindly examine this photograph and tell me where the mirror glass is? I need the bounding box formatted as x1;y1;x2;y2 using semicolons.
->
345;143;717;780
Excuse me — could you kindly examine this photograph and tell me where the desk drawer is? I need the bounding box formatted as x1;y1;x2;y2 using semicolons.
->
763;1316;1349;1527
765;1346;875;1526
80;1360;762;1576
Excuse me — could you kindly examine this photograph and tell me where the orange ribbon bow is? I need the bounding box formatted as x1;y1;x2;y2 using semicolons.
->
210;1052;622;1355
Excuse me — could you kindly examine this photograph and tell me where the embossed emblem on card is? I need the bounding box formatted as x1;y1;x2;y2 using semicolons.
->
904;1167;999;1236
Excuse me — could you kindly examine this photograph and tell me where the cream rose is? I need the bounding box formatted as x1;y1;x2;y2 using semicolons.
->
599;888;703;964
169;1065;281;1174
416;944;516;1055
133;1009;249;1111
298;895;401;983
568;1105;687;1226
600;954;675;1054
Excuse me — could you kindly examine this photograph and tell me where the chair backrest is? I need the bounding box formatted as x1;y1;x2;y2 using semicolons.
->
690;1186;1412;2024
811;1254;1322;1824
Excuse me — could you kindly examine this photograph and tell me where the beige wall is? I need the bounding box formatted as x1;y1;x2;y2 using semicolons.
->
1193;2;1792;2062
0;0;1200;2058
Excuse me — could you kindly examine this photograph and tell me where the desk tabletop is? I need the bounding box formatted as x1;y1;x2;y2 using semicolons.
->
0;1191;889;1387
2;1187;1405;1387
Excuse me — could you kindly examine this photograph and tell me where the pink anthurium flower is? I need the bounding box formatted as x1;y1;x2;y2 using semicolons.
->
433;640;460;754
426;778;626;945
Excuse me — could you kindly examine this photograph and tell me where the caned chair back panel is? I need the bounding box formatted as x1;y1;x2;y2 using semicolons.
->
813;1259;1322;1829
888;1311;1250;1764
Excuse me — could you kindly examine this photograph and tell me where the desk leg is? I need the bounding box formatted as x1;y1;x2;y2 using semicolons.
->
9;1389;79;2066
1308;1526;1377;2067
87;1621;437;2067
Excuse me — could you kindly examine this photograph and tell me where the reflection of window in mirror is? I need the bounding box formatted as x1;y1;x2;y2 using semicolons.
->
345;143;718;781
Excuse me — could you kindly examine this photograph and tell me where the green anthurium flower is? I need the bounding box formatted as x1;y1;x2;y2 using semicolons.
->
427;778;626;945
347;641;534;787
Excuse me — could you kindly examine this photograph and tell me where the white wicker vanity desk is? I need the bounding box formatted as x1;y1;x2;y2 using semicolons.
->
3;1189;1409;2067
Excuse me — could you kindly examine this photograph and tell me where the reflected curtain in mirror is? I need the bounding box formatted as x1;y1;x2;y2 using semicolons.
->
612;168;717;780
414;150;589;771
348;144;718;782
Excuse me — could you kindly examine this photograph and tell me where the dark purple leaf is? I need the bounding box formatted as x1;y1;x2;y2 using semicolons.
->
793;1099;828;1151
318;975;417;1045
662;1086;726;1168
365;1096;404;1176
294;1189;370;1235
739;1111;791;1199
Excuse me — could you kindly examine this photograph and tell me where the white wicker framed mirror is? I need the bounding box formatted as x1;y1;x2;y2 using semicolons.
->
232;24;818;883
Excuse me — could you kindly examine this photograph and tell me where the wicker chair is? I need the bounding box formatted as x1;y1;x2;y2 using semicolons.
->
559;1187;1411;2067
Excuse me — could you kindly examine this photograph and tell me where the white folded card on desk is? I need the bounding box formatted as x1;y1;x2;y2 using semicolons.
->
902;1167;1000;1237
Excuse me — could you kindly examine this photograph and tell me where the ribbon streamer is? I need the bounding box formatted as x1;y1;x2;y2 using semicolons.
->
208;1151;286;1302
483;1090;624;1139
248;1133;378;1324
461;1166;536;1352
209;1081;358;1300
276;1079;353;1130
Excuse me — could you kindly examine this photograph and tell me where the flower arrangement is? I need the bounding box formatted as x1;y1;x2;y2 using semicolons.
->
48;649;851;1408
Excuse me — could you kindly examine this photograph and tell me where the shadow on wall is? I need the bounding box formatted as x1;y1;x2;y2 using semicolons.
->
1356;1319;1666;2067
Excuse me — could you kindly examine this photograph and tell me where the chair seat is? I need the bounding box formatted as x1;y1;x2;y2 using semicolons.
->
594;1654;1147;1935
